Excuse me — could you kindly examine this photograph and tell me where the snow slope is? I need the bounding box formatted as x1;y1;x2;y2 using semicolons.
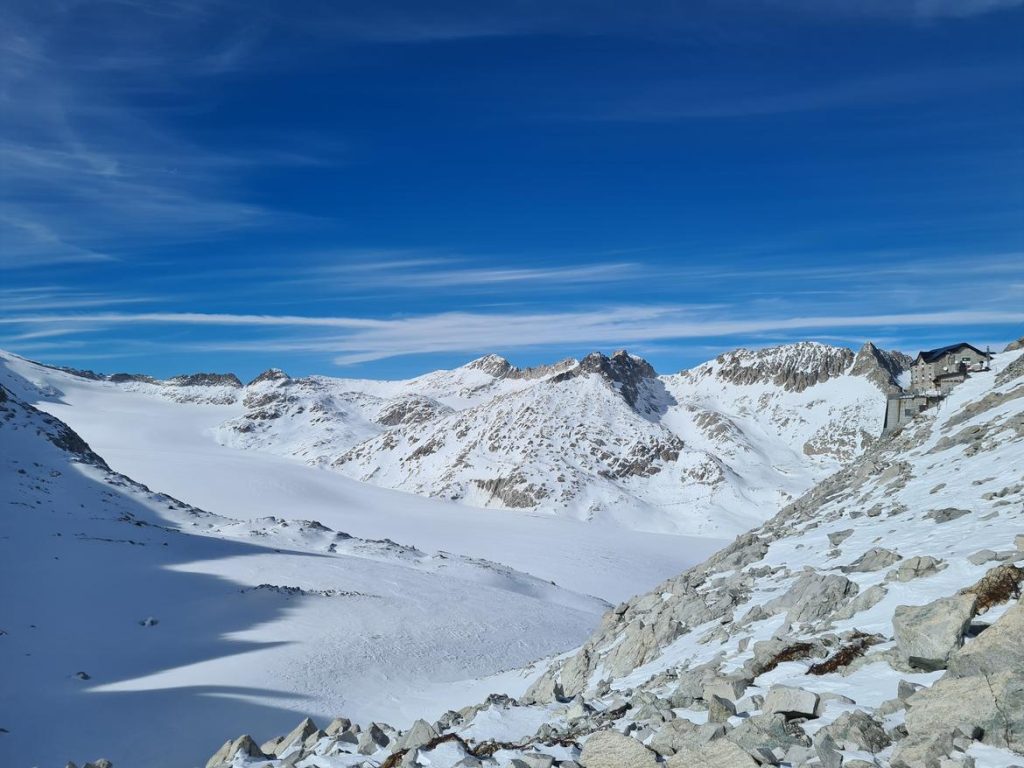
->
0;351;718;603
0;367;687;768
20;341;909;539
241;343;906;536
207;345;1024;768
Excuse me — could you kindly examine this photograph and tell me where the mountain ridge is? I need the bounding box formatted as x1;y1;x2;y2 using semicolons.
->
201;341;1024;768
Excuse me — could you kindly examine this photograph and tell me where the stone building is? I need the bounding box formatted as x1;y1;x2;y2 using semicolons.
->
883;342;992;434
909;343;991;395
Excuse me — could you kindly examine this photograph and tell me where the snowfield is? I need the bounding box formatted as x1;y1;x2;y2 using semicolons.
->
6;339;1018;768
197;344;1021;768
0;351;721;767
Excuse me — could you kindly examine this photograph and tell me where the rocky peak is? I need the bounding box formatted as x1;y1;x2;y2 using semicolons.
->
165;372;243;388
850;341;912;393
108;372;158;384
247;368;291;387
551;349;657;408
707;342;855;392
464;354;516;378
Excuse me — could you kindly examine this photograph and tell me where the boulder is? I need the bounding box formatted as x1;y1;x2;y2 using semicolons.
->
763;686;822;719
842;547;902;573
578;730;658;768
727;712;810;756
902;670;1024;752
702;674;751;702
205;735;265;768
813;733;843;768
834;584;887;620
324;717;351;736
707;694;736;723
647;719;717;757
948;601;1024;678
819;710;891;753
925;508;970;524
665;739;759;768
887;555;946;582
357;723;392;755
398;718;438;751
828;529;854;546
514;755;555;768
522;671;562;704
891;731;956;768
764;573;859;627
893;594;976;671
275;717;317;756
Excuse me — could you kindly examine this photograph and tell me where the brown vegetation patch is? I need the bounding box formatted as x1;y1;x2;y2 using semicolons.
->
807;632;881;676
960;564;1024;614
760;642;817;674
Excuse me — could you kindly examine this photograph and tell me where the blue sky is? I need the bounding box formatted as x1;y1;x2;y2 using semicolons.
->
1;0;1022;380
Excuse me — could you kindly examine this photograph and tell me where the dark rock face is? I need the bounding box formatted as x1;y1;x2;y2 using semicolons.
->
166;373;242;388
710;343;855;393
465;354;516;378
247;369;290;386
375;396;452;427
551;350;658;408
850;342;912;393
107;373;158;384
473;473;550;507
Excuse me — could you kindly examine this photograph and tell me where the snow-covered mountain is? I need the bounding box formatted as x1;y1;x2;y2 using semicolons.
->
0;365;618;768
37;340;909;536
202;341;1024;768
223;341;908;535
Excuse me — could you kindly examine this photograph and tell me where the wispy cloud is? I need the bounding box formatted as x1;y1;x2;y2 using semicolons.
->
0;4;328;269
304;259;640;290
3;306;1022;365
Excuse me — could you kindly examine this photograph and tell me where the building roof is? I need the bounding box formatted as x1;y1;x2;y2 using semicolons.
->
915;343;991;364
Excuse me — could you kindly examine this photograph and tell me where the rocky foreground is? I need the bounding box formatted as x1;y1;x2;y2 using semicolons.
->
191;340;1024;768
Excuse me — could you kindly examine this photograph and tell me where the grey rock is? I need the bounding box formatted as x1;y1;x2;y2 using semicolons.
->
205;735;264;768
357;722;392;755
814;733;843;768
324;717;351;736
887;555;946;582
764;572;859;628
904;670;1024;752
820;710;891;753
703;674;751;702
948;601;1024;678
665;739;759;768
259;736;282;755
578;730;658;768
763;685;822;719
891;731;955;768
898;680;924;700
275;717;317;756
727;712;810;756
969;549;1002;566
398;718;439;751
893;594;977;671
828;529;854;546
707;694;736;723
926;508;971;524
516;754;555;768
834;583;887;620
842;547;902;573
